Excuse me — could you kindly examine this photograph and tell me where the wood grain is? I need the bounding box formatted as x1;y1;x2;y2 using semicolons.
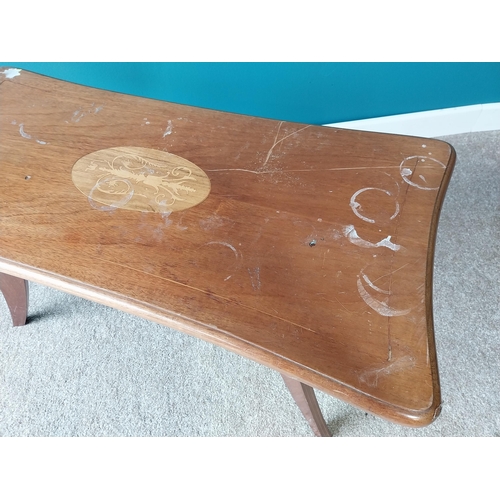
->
281;373;332;437
0;67;456;427
0;272;29;326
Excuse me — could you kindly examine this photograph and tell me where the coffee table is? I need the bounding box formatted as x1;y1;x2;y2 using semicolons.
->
0;68;455;436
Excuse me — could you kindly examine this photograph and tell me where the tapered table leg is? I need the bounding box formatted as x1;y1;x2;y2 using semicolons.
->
281;373;332;437
0;273;29;326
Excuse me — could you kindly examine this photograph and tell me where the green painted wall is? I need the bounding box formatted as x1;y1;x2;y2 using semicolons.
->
2;63;499;124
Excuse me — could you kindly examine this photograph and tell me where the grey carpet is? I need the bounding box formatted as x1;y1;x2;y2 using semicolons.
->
1;130;499;436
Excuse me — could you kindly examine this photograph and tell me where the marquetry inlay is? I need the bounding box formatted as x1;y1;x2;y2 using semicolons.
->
72;147;211;212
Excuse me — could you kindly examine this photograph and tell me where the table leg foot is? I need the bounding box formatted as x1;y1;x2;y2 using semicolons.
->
281;373;332;437
0;273;29;326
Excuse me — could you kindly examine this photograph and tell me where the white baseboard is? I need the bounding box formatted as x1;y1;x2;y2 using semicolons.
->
325;103;500;138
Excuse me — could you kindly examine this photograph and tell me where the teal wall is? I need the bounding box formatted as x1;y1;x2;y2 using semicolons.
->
2;63;499;125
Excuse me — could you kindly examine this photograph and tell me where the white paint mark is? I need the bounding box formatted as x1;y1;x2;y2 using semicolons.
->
328;228;343;240
1;68;21;79
389;205;400;220
248;267;261;291
343;225;402;252
17;123;49;145
349;187;399;224
361;272;390;295
359;356;416;387
72;110;84;122
11;120;17;125
205;241;239;258
356;274;411;317
71;105;103;123
422;144;427;148
344;226;401;252
163;120;173;137
202;241;240;282
161;211;173;226
176;214;188;231
18;124;31;139
88;178;134;211
419;174;426;182
88;198;115;212
400;156;446;190
199;215;225;231
152;226;165;242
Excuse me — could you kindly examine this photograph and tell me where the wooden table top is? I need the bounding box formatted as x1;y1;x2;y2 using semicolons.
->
0;68;455;426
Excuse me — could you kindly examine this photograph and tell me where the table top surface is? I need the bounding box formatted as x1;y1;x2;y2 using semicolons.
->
0;68;455;426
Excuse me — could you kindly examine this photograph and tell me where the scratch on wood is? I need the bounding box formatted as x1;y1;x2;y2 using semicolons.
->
263;123;311;167
332;296;350;313
370;263;410;285
361;272;390;295
91;256;318;335
317;293;351;313
205;165;402;175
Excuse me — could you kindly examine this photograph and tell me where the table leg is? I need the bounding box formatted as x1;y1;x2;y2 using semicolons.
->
0;273;29;326
281;373;332;437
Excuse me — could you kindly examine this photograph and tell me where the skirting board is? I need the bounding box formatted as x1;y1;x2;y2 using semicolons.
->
325;103;500;138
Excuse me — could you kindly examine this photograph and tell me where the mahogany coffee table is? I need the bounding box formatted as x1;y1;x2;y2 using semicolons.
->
0;68;455;436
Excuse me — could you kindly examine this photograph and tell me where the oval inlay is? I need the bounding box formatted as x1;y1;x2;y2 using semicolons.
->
72;147;211;213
